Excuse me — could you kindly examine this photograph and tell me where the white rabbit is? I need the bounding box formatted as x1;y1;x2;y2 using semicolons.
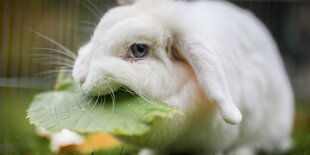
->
71;0;294;154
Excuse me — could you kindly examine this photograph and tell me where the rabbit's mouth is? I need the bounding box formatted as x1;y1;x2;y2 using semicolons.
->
81;86;142;104
80;80;122;97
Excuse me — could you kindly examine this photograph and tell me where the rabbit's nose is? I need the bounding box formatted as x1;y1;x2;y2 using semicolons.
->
72;61;89;85
74;71;87;85
79;75;86;84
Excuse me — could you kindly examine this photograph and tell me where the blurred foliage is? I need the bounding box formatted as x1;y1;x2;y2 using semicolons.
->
0;87;309;154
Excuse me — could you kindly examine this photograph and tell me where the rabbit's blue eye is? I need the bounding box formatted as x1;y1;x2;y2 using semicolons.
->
130;43;148;58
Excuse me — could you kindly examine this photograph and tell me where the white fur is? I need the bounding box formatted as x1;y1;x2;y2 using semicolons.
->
72;0;294;154
50;129;84;153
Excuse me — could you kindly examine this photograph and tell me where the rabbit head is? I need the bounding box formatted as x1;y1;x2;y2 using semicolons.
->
72;0;242;124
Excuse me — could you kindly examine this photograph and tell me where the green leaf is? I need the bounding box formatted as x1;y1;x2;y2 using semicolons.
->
27;73;180;136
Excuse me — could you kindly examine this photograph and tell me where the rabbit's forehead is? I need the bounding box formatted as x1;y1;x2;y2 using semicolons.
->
90;16;166;56
94;6;136;35
94;16;163;41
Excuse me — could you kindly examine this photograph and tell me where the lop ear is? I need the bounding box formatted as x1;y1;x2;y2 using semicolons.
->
117;0;136;5
175;33;242;124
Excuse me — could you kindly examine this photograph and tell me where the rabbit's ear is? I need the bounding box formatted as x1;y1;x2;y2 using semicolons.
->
117;0;136;5
175;33;242;124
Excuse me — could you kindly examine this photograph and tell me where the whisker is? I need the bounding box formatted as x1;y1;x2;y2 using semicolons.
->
32;54;75;66
71;26;94;37
36;70;62;75
27;29;77;59
108;86;116;113
106;79;154;106
86;0;103;17
78;92;89;102
33;52;75;61
25;50;74;67
101;95;106;112
43;65;72;70
120;87;135;96
86;96;93;108
135;90;153;105
122;87;153;105
95;90;103;112
79;86;90;97
82;0;101;19
31;47;76;60
45;61;74;68
36;69;72;76
90;89;100;111
78;20;97;29
33;57;74;66
33;64;73;71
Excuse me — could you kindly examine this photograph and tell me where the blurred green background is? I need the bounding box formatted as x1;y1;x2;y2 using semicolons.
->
0;0;309;154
